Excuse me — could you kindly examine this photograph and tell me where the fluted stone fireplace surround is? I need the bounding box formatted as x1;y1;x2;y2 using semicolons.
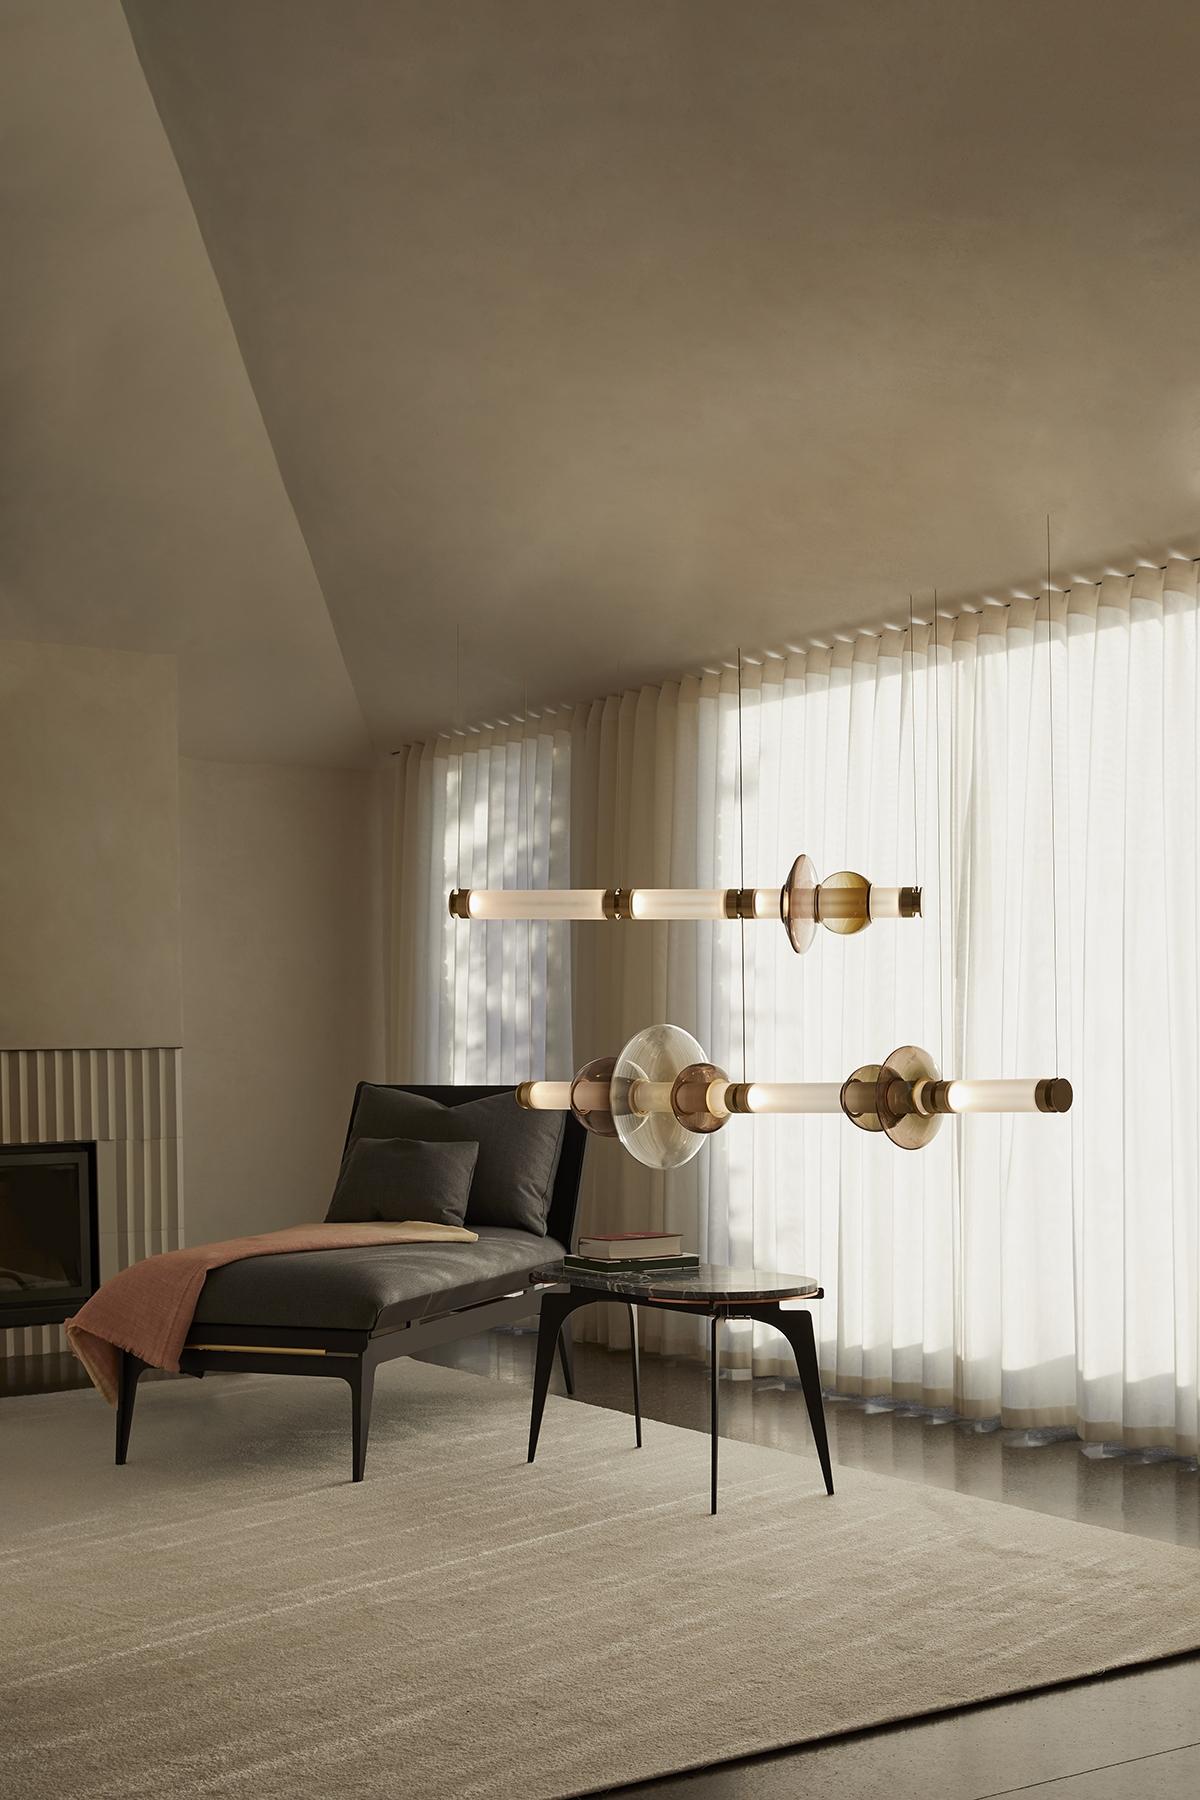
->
0;1049;183;1363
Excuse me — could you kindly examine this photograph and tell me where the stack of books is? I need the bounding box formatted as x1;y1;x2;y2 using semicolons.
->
563;1232;699;1275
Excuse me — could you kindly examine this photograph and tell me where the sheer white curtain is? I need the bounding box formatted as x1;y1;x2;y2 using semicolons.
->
388;565;1200;1453
386;718;573;1084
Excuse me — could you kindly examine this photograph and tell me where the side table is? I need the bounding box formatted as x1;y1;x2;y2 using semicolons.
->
527;1263;832;1513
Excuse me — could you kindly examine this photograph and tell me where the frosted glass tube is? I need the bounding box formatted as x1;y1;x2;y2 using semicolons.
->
627;1080;674;1115
628;889;728;920
465;889;608;921
458;886;786;923
868;887;905;919
941;1079;1045;1114
571;1078;611;1111
520;1081;573;1110
705;1080;731;1118
742;1081;845;1114
627;888;782;919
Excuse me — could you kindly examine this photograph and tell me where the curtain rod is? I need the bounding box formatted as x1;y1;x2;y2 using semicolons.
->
390;552;1200;753
794;554;1200;650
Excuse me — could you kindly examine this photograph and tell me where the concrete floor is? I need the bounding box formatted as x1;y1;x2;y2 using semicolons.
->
6;1333;1199;1797
425;1328;1200;1800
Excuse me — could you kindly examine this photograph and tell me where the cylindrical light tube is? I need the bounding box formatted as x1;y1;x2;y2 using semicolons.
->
458;886;789;923
705;1080;731;1119
868;886;923;920
453;886;786;923
452;888;610;922
626;1079;675;1115
628;889;730;921
515;1081;573;1110
732;887;784;918
918;1078;1073;1115
733;1081;845;1114
570;1077;612;1112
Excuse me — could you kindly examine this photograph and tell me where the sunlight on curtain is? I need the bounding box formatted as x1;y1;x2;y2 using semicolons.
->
389;565;1200;1453
387;719;572;1084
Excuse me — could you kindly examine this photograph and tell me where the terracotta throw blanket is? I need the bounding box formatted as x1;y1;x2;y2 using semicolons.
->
66;1221;478;1405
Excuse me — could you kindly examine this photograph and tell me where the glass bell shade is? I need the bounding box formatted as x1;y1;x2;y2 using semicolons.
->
612;1023;710;1169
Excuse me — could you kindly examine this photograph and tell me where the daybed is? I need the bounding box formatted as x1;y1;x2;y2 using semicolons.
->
114;1083;588;1480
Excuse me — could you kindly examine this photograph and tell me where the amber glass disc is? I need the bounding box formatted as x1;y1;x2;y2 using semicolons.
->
782;854;818;954
878;1044;942;1150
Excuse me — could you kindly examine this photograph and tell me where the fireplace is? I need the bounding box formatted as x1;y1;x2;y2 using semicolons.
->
0;1143;99;1329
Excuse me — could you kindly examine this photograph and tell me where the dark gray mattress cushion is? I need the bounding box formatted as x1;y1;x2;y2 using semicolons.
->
325;1136;479;1228
191;1226;566;1333
348;1086;565;1237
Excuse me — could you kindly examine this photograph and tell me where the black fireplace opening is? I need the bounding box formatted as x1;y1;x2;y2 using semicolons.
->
0;1143;99;1329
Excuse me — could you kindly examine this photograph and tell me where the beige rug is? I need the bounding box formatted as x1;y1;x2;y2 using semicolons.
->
3;1362;1199;1800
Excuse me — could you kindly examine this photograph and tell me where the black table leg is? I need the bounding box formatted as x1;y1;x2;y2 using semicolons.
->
791;1309;834;1496
556;1319;576;1396
529;1288;592;1463
626;1302;642;1447
754;1304;834;1495
709;1313;720;1514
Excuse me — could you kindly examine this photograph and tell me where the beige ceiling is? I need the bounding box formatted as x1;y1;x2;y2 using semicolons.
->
1;0;370;764
9;3;1200;756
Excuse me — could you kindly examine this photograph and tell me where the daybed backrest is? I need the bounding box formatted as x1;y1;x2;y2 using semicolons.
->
341;1083;587;1249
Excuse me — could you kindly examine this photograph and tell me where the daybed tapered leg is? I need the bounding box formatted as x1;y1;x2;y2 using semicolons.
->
115;1351;146;1466
556;1319;576;1395
350;1357;376;1483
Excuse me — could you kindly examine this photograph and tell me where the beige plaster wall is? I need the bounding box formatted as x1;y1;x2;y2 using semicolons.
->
0;638;182;1049
179;758;379;1242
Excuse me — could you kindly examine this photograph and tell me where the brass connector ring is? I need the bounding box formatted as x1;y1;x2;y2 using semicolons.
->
602;888;635;920
722;888;758;920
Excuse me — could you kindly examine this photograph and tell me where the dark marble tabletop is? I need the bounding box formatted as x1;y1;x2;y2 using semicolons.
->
531;1261;822;1303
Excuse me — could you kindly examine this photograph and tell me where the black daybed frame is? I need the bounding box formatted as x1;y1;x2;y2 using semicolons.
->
114;1084;590;1481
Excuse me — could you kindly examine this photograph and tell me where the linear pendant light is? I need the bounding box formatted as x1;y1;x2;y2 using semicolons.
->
517;1024;1072;1168
450;855;921;953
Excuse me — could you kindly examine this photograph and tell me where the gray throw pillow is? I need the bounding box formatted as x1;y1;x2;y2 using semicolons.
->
348;1088;565;1236
325;1135;479;1228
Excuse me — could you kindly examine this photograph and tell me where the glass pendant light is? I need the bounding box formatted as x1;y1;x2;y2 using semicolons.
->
517;1024;1072;1168
450;855;921;954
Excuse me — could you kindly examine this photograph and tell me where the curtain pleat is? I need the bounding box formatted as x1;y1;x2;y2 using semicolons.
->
388;565;1200;1452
